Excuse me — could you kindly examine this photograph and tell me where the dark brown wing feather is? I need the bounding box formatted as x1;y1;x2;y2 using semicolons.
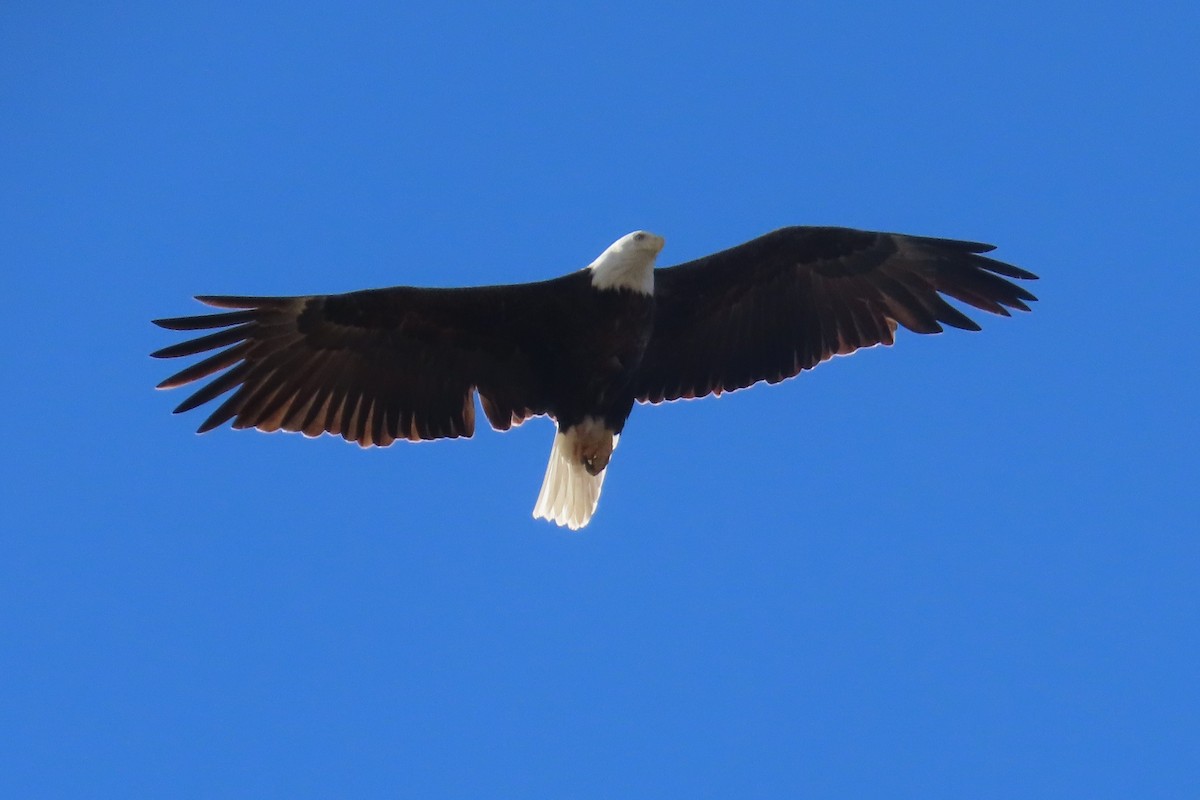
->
153;276;578;446
635;226;1037;404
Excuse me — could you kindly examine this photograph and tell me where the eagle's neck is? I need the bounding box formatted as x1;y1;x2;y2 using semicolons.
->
586;238;656;295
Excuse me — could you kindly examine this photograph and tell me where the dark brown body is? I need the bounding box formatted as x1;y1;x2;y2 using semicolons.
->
537;280;654;434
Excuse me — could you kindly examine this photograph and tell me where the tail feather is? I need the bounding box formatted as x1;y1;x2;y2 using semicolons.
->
532;427;615;530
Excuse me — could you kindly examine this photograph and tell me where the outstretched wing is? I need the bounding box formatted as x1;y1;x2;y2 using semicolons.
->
635;226;1038;404
153;277;574;446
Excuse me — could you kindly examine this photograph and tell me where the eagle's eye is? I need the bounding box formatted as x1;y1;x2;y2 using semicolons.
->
634;233;646;242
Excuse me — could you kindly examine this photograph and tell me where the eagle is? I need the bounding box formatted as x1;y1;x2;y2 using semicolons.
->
153;226;1037;529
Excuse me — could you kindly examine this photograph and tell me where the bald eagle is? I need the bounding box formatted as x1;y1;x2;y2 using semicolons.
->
153;226;1037;529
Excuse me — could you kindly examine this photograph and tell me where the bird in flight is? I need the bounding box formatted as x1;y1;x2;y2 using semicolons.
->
153;226;1037;530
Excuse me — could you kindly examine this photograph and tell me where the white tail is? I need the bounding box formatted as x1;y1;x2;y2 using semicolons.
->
532;424;617;530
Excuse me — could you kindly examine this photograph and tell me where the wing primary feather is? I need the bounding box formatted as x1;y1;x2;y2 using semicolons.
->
938;266;1036;313
885;267;983;333
871;274;942;334
157;341;253;389
197;384;255;433
929;296;982;331
174;362;251;415
150;323;254;359
153;310;257;331
908;235;997;253
936;284;1010;315
196;295;295;309
970;254;1039;281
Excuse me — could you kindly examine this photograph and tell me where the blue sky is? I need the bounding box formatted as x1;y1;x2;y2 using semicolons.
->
3;2;1197;797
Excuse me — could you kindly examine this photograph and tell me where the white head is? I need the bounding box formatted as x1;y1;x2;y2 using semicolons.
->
586;230;664;295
